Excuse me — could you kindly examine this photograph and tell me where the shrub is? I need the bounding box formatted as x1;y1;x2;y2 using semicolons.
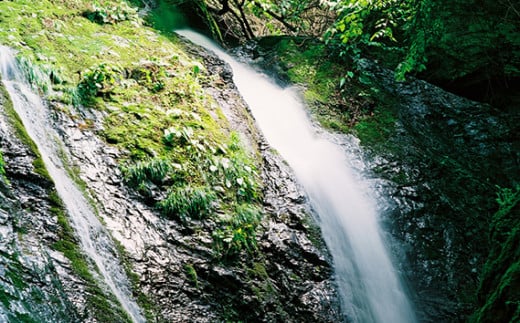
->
158;186;215;221
208;133;261;202
83;2;140;25
213;204;263;257
78;63;123;101
121;158;170;187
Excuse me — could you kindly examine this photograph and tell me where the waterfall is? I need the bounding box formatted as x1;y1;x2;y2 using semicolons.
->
177;30;416;323
0;46;145;323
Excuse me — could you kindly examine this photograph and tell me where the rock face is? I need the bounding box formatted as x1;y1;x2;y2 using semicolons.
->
6;27;516;323
0;38;342;321
0;87;82;322
357;60;519;322
238;37;519;322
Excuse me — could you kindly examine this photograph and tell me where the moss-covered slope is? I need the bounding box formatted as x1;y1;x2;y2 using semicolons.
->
0;1;342;321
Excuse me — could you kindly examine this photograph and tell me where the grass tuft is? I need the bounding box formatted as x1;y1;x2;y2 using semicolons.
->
158;185;216;221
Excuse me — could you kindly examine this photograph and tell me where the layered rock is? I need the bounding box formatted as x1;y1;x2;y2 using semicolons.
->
0;85;82;322
28;40;342;321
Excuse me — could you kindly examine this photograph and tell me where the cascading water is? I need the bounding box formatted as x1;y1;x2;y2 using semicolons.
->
177;30;416;323
0;46;144;323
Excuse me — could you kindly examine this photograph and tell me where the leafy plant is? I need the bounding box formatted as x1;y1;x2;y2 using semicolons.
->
83;1;140;25
213;204;263;257
207;133;260;202
324;0;414;66
121;157;170;187
158;185;216;221
0;150;6;182
495;185;520;216
184;264;199;288
163;126;195;147
78;63;123;101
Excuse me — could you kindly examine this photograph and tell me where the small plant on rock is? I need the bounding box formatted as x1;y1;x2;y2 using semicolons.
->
213;204;263;257
78;63;123;102
83;2;140;25
158;185;216;221
0;151;6;179
121;157;170;187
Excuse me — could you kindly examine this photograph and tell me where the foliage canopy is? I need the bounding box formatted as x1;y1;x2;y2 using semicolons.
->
196;0;519;104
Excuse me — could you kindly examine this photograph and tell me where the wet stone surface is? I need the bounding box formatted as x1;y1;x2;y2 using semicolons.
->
0;91;83;322
40;42;344;322
358;59;519;322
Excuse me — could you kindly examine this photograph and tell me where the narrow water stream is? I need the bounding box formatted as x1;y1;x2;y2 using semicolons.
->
0;46;144;323
177;30;416;323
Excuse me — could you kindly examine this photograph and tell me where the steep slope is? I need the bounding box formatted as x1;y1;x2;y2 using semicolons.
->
245;37;519;322
0;0;341;321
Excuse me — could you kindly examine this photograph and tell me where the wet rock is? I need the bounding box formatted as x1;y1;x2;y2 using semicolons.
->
0;93;84;322
19;38;343;322
357;59;519;322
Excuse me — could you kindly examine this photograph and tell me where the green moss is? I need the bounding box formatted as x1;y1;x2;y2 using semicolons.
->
248;262;269;280
274;38;339;105
0;150;5;179
301;213;327;250
354;107;397;148
0;289;11;307
472;186;520;322
13;313;38;323
6;269;27;290
0;83;50;180
184;263;199;288
49;190;132;322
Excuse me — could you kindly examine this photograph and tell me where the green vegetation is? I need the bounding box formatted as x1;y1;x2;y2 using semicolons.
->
78;63;124;104
0;248;77;322
324;0;418;79
197;0;518;106
0;83;51;180
0;0;263;259
213;204;263;257
147;0;188;33
82;1;140;25
0;150;5;179
0;255;34;322
184;263;199;288
49;190;132;322
259;36;396;142
2;0;516;321
159;185;216;221
325;0;520;106
472;185;520;322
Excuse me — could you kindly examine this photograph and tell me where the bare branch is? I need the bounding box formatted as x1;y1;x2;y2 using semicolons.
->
252;0;298;32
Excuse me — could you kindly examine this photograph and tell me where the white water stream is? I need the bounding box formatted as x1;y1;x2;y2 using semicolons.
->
177;30;416;323
0;46;144;323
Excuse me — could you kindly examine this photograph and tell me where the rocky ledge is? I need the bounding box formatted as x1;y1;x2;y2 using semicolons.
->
0;39;343;321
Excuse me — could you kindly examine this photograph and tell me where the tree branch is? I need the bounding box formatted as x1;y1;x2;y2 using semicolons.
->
232;0;255;38
252;0;298;32
217;0;230;15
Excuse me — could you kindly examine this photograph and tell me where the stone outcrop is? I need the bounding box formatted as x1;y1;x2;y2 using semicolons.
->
0;85;83;322
0;39;342;321
357;59;519;322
